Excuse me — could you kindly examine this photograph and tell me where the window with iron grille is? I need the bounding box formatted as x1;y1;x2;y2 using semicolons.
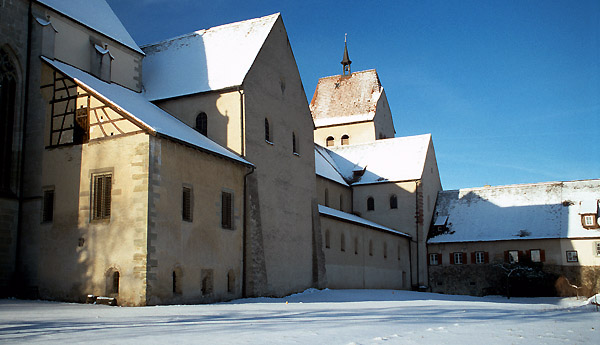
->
222;191;233;229
42;189;55;223
92;174;111;220
566;250;578;262
182;187;192;222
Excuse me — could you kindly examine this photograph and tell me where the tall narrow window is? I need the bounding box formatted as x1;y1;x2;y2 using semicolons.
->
354;237;358;255
324;188;329;207
383;242;388;259
195;112;207;136
227;270;235;293
92;173;112;220
389;195;398;209
326;136;334;147
201;269;213;295
42;189;55;223
339;194;343;211
292;132;298;154
172;271;178;294
341;233;346;252
112;271;120;294
0;49;17;194
369;240;373;256
222;191;233;229
264;118;271;142
341;134;349;145
182;187;192;222
367;197;375;211
325;230;330;249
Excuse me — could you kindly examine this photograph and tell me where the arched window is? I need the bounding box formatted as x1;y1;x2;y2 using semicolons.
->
390;195;398;209
172;267;183;295
324;188;329;207
0;49;17;194
264;118;270;142
112;271;120;294
367;197;375;211
341;134;349;145
195;112;207;136
325;229;330;248
341;233;346;252
292;132;297;153
326;136;334;147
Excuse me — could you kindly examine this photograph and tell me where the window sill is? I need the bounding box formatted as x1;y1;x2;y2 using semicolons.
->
293;152;300;157
265;140;274;145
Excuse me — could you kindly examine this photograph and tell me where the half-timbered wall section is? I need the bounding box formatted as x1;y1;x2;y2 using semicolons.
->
41;69;142;147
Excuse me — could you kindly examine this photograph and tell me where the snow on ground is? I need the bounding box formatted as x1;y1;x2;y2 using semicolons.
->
1;289;598;344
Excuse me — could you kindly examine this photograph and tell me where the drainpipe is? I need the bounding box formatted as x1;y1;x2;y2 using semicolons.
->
415;180;420;289
241;165;255;297
14;0;34;295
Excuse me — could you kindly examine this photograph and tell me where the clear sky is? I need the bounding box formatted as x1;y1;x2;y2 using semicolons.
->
106;0;599;190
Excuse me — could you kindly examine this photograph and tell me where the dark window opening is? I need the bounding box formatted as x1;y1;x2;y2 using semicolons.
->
0;49;17;194
341;134;349;145
112;271;120;294
182;187;192;222
222;191;233;229
390;195;397;209
368;240;373;256
326;136;334;147
195;112;207;136
43;189;55;223
341;233;345;252
227;270;235;294
367;197;375;211
325;230;330;249
201;269;213;295
264;118;270;142
292;132;298;154
92;174;111;220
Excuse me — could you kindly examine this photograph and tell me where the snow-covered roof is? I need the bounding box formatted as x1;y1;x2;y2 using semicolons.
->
142;13;280;101
42;57;251;167
318;205;410;238
36;0;143;54
428;180;600;244
310;69;383;128
314;146;348;186
320;134;431;185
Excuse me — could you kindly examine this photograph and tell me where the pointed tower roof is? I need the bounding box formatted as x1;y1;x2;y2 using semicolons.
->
341;34;352;75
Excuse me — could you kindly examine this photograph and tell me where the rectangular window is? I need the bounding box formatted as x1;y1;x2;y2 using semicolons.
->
92;173;111;220
453;252;463;265
475;251;485;264
566;251;578;262
42;189;54;223
596;242;600;257
429;253;439;266
221;191;233;229
508;250;519;263
182;187;192;222
530;249;541;263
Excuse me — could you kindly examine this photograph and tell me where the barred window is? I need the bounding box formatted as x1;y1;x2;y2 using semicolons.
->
222;191;233;229
182;187;192;222
42;189;55;223
92;174;111;220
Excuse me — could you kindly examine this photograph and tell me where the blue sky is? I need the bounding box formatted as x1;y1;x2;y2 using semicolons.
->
106;0;599;190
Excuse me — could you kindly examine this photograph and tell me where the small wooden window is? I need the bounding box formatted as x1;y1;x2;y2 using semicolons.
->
222;191;233;229
182;187;192;222
453;252;464;265
92;174;111;220
582;214;597;228
389;195;397;209
429;253;439;265
195;112;207;136
566;250;578;262
474;251;485;264
264;118;271;142
367;197;375;211
42;189;54;222
505;250;520;263
326;136;334;147
341;134;349;145
530;249;542;263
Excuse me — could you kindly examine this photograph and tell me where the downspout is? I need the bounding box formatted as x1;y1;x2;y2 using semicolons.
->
14;0;34;294
241;165;255;297
415;180;420;289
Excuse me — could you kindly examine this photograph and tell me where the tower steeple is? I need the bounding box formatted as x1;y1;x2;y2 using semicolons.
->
341;33;352;75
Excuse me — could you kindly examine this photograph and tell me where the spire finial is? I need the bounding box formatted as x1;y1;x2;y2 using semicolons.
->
341;34;352;75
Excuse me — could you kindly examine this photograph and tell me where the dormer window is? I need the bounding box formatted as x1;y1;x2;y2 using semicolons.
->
579;200;598;229
582;215;598;228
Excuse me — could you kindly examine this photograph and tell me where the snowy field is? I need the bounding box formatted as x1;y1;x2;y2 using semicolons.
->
1;289;598;344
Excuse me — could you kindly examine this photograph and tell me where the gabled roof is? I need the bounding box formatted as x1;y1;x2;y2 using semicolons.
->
142;13;280;101
319;205;410;238
428;180;600;244
314;146;348;186
36;0;143;54
310;69;383;128
42;57;251;167
319;134;432;186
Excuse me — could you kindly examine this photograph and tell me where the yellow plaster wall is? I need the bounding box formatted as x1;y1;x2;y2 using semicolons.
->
314;121;376;148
